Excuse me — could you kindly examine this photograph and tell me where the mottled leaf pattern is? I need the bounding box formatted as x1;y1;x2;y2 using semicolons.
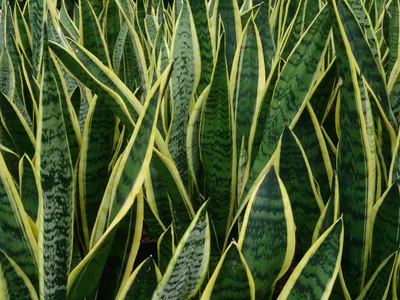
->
200;34;233;245
246;6;331;197
239;167;295;299
152;202;210;300
37;34;74;299
278;218;343;299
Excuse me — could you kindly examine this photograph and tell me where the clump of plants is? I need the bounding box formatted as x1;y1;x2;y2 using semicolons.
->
1;0;400;298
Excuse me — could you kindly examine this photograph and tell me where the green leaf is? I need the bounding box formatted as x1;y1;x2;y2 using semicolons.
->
277;218;344;299
49;39;137;127
201;242;255;300
117;257;161;299
245;5;331;200
293;103;333;203
151;151;193;240
370;184;400;275
188;0;213;92
217;0;241;73
333;0;397;130
152;202;210;300
79;0;111;66
333;17;374;296
19;155;39;222
0;47;15;98
14;3;32;60
231;16;265;165
0;92;35;158
36;31;74;299
168;0;200;187
98;194;143;299
28;0;45;77
278;127;324;252
0;250;38;300
67;65;168;300
0;152;39;291
238;166;296;298
200;33;233;245
157;226;175;274
60;0;79;41
254;2;275;72
78;95;115;241
358;252;397;299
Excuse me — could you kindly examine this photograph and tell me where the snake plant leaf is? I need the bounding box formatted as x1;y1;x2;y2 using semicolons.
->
314;173;340;240
188;0;213;93
187;85;209;194
50;57;82;165
123;34;141;92
0;0;7;50
0;123;20;179
332;0;397;130
67;197;143;300
145;15;157;48
112;21;129;74
152;202;210;300
346;0;381;63
238;166;296;299
0;151;39;291
231;16;265;165
7;33;24;105
0;92;35;158
107;66;170;224
28;0;45;77
294;103;333;203
254;2;275;73
277;218;344;299
0;250;38;300
200;33;234;246
158;225;175;274
334;30;374;298
370;184;400;275
151;151;194;240
73;2;79;28
388;0;400;122
14;3;32;60
217;0;241;73
201;242;255;300
249;56;279;175
117;257;161;299
147;164;173;233
114;0;149;92
357;252;397;299
69;86;81;121
49;40;137;128
103;0;121;58
168;0;200;187
67;68;166;298
36;31;74;299
303;0;324;30
79;0;111;66
308;60;337;123
78;95;115;241
0;47;15;99
19;155;39;222
60;0;79;41
245;5;331;200
98;192;144;299
281;0;307;60
390;131;400;184
278;127;324;252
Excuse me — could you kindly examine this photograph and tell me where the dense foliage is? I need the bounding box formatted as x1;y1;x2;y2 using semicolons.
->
1;0;400;299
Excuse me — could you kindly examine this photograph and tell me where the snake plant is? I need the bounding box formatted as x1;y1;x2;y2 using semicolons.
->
1;0;400;299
